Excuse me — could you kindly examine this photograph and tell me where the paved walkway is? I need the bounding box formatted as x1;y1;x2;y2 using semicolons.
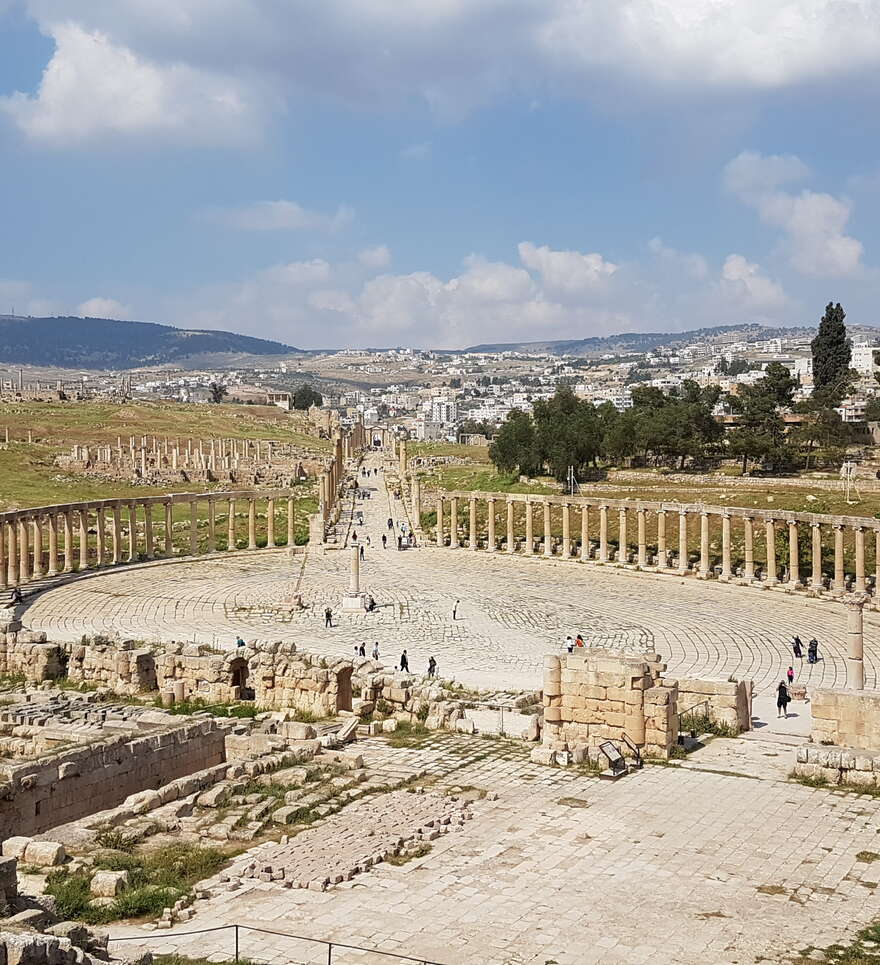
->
19;455;877;695
107;733;880;965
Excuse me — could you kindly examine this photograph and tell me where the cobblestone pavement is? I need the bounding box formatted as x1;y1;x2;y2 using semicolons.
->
21;457;879;696
107;733;880;965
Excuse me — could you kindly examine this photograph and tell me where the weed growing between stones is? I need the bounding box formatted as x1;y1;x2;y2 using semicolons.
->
44;843;227;925
794;919;880;963
385;841;432;866
386;721;431;748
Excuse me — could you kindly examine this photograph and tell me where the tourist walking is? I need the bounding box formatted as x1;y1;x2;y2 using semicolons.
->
808;638;819;664
236;635;245;648
575;634;585;648
777;680;791;718
372;642;380;660
387;517;393;530
793;636;803;659
352;530;358;542
787;666;795;687
452;599;460;620
400;650;409;673
324;607;333;628
360;544;365;561
382;534;387;549
427;656;437;677
565;635;574;653
359;642;366;658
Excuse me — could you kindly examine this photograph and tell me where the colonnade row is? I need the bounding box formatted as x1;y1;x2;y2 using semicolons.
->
434;491;880;593
0;489;297;589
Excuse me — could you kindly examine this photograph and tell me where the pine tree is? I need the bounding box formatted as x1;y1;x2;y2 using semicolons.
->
811;302;851;398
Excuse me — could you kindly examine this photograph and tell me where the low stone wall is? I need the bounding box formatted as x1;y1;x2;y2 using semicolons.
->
0;717;228;837
810;689;880;750
793;744;880;788
676;677;751;734
607;469;880;493
540;650;678;760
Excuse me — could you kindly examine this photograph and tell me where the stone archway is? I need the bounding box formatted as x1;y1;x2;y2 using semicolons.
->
336;666;353;713
229;657;254;700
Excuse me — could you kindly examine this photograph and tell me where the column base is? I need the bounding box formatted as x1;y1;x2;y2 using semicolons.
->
341;593;367;612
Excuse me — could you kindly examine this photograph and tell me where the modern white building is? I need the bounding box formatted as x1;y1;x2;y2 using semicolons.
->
852;342;879;377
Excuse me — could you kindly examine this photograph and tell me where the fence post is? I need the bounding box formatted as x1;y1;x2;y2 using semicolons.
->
327;941;333;965
234;924;239;962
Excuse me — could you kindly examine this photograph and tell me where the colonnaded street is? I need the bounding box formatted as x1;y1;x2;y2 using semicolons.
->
18;458;880;697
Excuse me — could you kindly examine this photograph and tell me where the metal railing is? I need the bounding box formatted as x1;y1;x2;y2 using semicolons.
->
109;922;449;965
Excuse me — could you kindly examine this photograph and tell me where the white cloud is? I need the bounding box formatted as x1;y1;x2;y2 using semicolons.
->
203;200;354;232
77;296;133;318
12;2;880;144
647;237;709;279
0;279;60;317
518;242;617;296
718;254;788;313
400;142;431;161
1;21;264;145
357;245;392;269
725;150;865;278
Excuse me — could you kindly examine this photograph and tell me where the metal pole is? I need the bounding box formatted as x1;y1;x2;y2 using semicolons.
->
234;924;239;962
327;942;333;965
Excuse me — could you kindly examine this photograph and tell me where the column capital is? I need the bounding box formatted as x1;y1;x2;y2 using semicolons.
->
810;521;822;529
845;592;870;611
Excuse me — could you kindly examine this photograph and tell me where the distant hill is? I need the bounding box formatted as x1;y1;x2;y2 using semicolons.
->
463;324;825;356
0;316;299;369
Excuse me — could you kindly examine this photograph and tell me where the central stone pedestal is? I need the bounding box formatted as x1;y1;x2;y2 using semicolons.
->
341;593;367;612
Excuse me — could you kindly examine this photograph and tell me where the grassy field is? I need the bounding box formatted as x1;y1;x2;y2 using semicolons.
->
0;401;328;514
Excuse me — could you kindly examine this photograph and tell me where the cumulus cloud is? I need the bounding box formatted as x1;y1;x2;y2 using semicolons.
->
203;200;353;233
9;2;880;144
357;245;392;269
718;254;788;313
0;21;265;145
725;150;865;277
518;242;617;296
77;296;133;318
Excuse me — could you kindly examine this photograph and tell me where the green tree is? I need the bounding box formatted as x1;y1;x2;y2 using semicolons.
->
532;385;602;481
208;382;227;403
726;363;798;472
292;384;323;410
488;409;537;476
811;302;851;401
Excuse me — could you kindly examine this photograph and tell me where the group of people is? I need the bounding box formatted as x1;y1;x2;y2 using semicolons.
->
792;635;821;664
564;634;587;652
351;644;436;678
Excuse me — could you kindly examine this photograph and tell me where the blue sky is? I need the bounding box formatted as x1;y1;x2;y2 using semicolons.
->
2;0;880;349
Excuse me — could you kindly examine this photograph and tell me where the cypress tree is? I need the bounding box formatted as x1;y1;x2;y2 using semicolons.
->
811;302;851;397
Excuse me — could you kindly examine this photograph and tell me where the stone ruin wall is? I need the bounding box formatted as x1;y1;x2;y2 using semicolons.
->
809;689;880;751
0;634;465;731
0;717;228;838
675;677;751;733
540;651;678;761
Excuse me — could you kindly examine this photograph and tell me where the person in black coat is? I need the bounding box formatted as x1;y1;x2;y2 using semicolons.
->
777;681;791;718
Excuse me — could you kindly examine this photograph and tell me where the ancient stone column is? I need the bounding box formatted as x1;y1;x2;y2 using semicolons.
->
95;507;105;566
144;504;154;559
450;496;459;548
637;507;647;567
162;501;172;557
346;542;361;597
562;503;571;559
765;519;777;585
618;507;627;563
834;524;845;592
267;497;275;547
846;594;866;691
109;506;121;566
18;517;29;580
855;526;867;593
287;495;295;550
63;511;74;573
227;498;236;551
719;513;731;581
656;509;667;568
399;439;407;478
412;476;422;530
207;499;217;552
875;530;880;597
810;522;823;590
248;499;257;550
677;511;688;574
699;512;710;578
469;497;478;551
487;497;496;552
127;504;137;562
599;505;608;563
787;519;800;588
0;522;6;590
742;516;754;582
7;518;18;585
31;515;43;579
525;501;534;556
580;505;590;561
436;494;445;546
190;500;199;555
506;500;515;554
78;509;89;570
543;501;552;557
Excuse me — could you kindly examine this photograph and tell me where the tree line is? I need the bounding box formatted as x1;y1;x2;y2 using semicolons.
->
490;302;858;480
